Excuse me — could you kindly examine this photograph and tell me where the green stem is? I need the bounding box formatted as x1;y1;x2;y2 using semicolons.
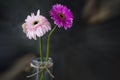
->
40;37;44;80
40;70;44;80
40;37;43;62
46;26;57;61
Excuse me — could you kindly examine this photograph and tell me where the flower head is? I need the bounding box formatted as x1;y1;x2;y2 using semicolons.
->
22;10;51;40
50;4;74;30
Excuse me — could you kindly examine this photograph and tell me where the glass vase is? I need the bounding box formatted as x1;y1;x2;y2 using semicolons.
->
29;57;53;80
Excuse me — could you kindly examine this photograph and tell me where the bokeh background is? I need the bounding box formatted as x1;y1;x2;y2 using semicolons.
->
0;0;120;80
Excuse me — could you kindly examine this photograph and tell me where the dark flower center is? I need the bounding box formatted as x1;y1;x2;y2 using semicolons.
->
58;13;65;20
33;21;39;25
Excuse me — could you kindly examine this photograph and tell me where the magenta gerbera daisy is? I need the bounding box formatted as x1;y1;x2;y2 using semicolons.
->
50;4;74;30
22;10;51;40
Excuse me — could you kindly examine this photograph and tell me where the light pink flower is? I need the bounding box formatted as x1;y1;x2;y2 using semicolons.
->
22;10;51;40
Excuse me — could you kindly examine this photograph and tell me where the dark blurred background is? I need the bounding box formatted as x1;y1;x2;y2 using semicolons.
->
0;0;120;80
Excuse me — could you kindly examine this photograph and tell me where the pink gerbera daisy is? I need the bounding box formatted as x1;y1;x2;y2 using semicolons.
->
22;10;51;40
50;4;74;30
